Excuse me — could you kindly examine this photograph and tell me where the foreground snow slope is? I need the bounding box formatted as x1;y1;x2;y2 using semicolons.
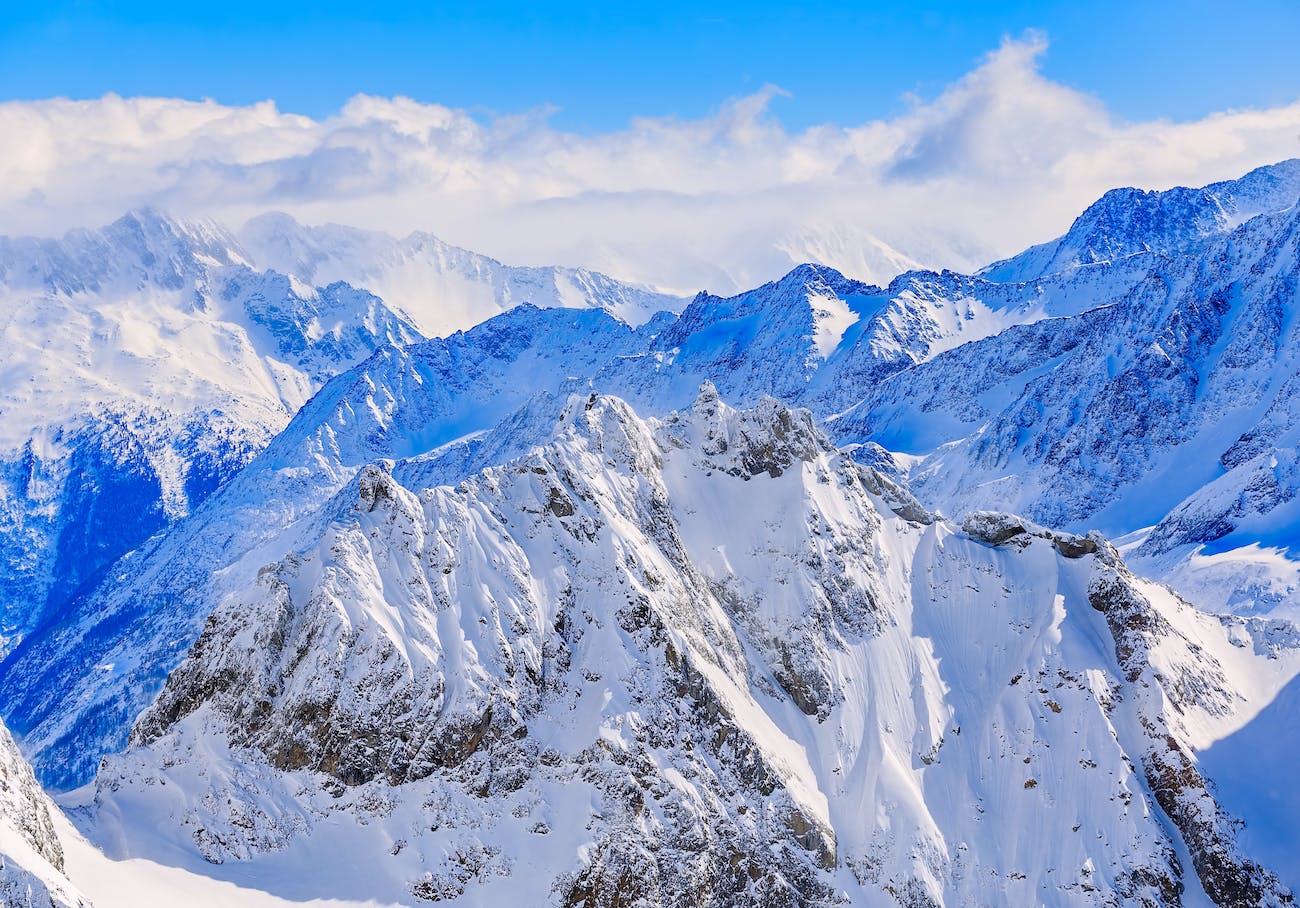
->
75;392;1298;907
53;806;366;908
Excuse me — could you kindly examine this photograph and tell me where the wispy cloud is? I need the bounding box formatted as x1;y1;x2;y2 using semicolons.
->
3;35;1298;293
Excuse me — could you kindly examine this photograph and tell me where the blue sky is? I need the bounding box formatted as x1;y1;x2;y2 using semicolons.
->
1;3;1298;292
2;0;1298;131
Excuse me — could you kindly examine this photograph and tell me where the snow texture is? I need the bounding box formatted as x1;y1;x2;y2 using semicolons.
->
81;392;1299;906
1;161;1299;907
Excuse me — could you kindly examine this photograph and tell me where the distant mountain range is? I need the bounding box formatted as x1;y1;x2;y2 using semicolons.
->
1;161;1299;907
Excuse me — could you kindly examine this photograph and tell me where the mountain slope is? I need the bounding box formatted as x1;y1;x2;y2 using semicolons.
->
982;159;1300;282
4;163;1300;906
0;208;683;665
79;392;1298;906
0;305;649;790
0;210;425;660
4;255;1163;790
832;191;1300;616
239;212;684;335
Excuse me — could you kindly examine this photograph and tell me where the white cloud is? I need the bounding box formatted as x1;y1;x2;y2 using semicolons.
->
2;35;1298;294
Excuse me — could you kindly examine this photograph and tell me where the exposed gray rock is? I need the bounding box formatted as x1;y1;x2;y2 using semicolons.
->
0;718;91;907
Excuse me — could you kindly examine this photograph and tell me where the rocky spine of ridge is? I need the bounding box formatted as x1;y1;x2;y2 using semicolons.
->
0;720;63;872
1088;543;1294;908
92;390;1296;906
118;389;860;903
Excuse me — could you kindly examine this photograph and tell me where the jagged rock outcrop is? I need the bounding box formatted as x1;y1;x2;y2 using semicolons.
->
961;511;1097;558
91;392;1297;906
1088;542;1293;908
0;718;91;907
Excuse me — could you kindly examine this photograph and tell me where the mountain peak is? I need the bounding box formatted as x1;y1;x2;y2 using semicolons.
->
109;205;246;257
0;206;247;298
982;157;1300;282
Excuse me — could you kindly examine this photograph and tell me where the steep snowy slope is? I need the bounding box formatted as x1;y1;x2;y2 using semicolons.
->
0;305;651;790
77;392;1298;906
240;213;684;335
0;208;681;664
0;717;91;907
833;190;1300;616
982;159;1300;282
0;210;425;660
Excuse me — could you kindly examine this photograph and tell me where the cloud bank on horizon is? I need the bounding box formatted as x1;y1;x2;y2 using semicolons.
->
3;34;1299;294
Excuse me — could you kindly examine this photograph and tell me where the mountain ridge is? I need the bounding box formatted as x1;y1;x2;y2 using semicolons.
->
80;390;1300;905
3;160;1300;906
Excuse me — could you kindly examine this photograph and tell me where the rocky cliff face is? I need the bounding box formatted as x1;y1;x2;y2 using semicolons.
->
91;392;1297;906
0;718;91;907
1087;545;1293;908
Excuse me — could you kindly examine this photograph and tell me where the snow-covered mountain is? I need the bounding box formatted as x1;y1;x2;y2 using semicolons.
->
2;258;1159;791
2;161;1300;906
3;304;694;792
11;161;1300;795
834;163;1300;617
239;213;684;335
79;391;1300;905
0;209;423;661
0;209;683;665
981;159;1300;282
